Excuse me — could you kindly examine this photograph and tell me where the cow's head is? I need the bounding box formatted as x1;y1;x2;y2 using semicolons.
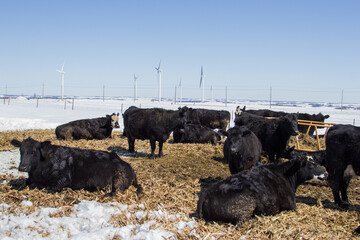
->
108;113;120;129
281;156;328;189
225;126;251;153
11;138;50;172
178;106;190;125
315;113;330;121
280;113;299;136
297;157;328;181
235;106;246;116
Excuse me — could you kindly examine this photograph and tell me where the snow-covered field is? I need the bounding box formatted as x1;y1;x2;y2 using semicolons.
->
1;97;360;239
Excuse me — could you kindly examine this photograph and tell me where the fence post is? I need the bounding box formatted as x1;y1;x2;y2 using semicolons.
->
64;99;66;110
72;98;74;110
37;98;39;108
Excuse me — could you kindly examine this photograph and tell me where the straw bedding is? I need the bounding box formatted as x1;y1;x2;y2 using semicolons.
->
1;129;360;239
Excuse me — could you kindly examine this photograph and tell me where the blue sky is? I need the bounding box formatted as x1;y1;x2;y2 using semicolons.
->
0;1;359;103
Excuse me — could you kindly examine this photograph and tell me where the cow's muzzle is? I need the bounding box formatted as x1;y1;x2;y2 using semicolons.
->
18;165;31;172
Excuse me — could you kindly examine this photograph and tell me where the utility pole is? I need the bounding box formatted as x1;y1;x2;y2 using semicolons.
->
341;89;344;111
225;86;228;107
42;83;44;98
269;86;272;109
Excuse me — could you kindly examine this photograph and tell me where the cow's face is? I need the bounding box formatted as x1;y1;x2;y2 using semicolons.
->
316;113;330;121
11;138;42;172
297;158;328;182
110;113;120;128
178;106;190;126
227;126;251;154
283;114;299;136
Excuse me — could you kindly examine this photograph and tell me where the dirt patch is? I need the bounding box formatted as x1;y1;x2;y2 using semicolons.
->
1;130;360;239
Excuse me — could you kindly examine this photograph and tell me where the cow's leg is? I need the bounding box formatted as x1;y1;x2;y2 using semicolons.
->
128;137;135;153
330;171;349;208
158;141;164;157
47;171;70;193
340;180;350;204
110;169;130;196
149;139;156;159
228;158;238;175
332;188;344;208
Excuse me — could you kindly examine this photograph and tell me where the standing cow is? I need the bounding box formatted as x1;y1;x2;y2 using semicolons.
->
235;111;299;163
11;137;142;195
222;126;262;174
173;123;221;145
188;108;230;131
55;113;120;140
238;106;329;136
196;156;327;224
123;106;189;158
325;124;360;208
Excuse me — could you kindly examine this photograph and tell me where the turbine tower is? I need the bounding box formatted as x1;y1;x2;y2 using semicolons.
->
57;63;65;99
200;66;204;102
179;79;182;104
155;61;162;102
134;73;138;102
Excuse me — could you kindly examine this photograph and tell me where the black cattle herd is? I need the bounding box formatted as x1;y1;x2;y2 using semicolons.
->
9;105;360;232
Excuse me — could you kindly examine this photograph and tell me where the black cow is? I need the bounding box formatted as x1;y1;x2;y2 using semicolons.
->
325;124;360;208
11;137;142;195
222;126;262;174
282;146;326;165
188;108;230;131
173;124;221;145
196;156;327;224
55;113;120;140
235;111;299;163
237;106;329;135
123;106;189;158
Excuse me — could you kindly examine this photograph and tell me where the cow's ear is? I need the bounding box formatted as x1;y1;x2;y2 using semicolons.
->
324;114;330;119
10;139;22;147
288;146;295;153
117;113;119;116
41;141;51;148
242;129;251;137
40;141;51;161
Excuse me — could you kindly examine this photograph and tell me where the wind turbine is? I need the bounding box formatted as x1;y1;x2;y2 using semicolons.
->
57;63;65;99
155;61;162;102
200;66;204;102
179;78;182;104
134;73;138;102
